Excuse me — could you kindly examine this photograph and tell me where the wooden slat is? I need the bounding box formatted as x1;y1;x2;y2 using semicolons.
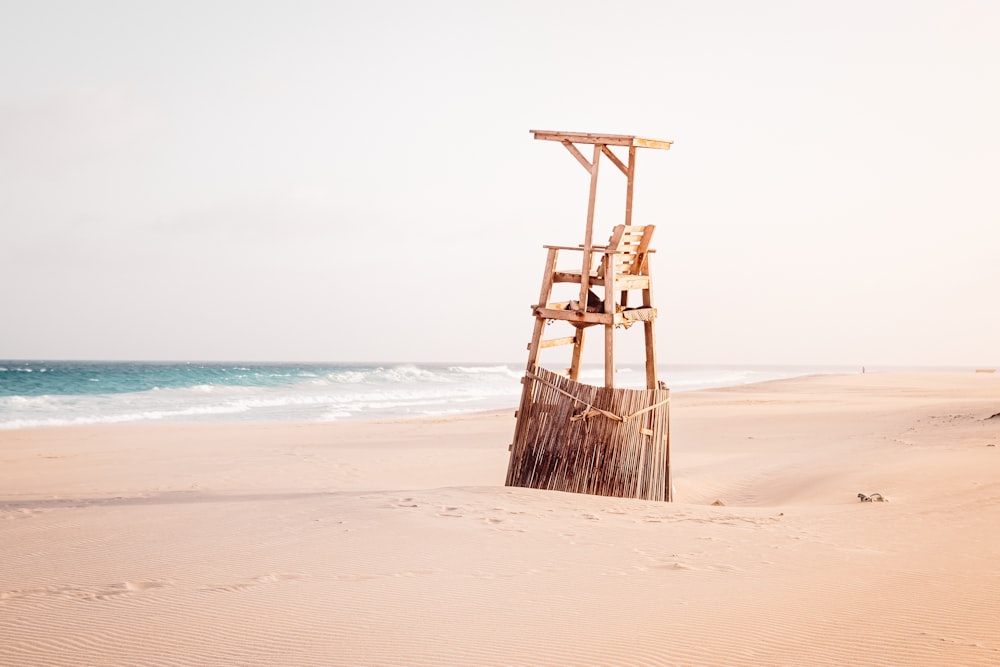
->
633;136;673;150
543;242;655;254
524;247;559;373
634;224;655;274
552;272;651;290
543;243;593;251
561;140;592;173
601;145;628;176
539;336;577;349
534;307;614;325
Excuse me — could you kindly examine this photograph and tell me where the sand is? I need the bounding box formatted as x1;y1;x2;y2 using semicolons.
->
2;372;1000;666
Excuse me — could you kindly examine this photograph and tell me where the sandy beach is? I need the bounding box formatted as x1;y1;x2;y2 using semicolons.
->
2;372;1000;666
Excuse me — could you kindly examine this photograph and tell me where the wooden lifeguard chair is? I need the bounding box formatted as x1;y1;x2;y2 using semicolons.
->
506;130;674;501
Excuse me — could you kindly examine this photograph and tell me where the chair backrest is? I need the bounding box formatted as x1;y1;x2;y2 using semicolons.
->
603;224;655;277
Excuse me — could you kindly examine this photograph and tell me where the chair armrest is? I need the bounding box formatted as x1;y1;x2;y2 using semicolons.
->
542;244;614;252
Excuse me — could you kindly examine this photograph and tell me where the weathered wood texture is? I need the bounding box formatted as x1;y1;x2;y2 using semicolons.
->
506;366;671;501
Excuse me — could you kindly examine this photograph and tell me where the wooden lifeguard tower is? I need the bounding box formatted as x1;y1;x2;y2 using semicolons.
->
505;130;674;502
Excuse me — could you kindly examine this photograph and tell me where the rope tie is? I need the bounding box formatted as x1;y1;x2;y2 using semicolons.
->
525;372;670;424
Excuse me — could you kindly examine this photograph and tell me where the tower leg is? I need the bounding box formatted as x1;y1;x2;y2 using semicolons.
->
526;247;559;374
604;253;617;388
577;143;603;312
642;282;658;389
569;328;585;381
526;318;547;374
643;319;658;389
604;324;615;388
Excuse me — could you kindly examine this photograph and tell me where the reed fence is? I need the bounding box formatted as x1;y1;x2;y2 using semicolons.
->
506;366;671;501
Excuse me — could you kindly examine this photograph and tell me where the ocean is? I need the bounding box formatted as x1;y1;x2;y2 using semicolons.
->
0;361;851;430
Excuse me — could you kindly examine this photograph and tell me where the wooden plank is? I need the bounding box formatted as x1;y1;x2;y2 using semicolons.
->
525;247;559;373
577;142;601;313
536;247;559;307
536;300;571;310
642;274;658;388
534;307;614;325
601;145;628;176
569;328;585;381
643;320;658;389
633;136;673;150
561;140;592;173
531;130;673;150
604;251;617;388
543;243;654;254
540;336;577;349
634;224;655;274
533;130;636;146
552;269;597;283
543;244;591;251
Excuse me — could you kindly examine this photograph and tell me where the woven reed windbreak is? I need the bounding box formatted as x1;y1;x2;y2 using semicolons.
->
506;366;671;501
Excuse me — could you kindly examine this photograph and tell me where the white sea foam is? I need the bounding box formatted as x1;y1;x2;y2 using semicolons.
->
448;365;523;379
0;362;841;429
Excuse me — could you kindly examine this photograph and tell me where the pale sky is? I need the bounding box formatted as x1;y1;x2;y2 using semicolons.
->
1;1;998;366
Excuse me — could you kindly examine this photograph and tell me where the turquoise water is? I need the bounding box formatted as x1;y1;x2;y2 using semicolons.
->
0;360;851;429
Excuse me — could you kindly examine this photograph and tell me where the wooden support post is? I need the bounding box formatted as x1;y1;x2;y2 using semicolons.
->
601;145;628;176
562;140;593;173
569;327;585;381
625;146;636;226
604;252;617;388
577;143;602;314
642;279;658;390
643;318;658;389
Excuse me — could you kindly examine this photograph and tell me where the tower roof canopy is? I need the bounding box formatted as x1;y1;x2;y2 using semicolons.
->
530;130;672;150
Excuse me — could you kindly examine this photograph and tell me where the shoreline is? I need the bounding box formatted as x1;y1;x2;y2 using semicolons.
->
2;367;991;433
0;363;894;432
